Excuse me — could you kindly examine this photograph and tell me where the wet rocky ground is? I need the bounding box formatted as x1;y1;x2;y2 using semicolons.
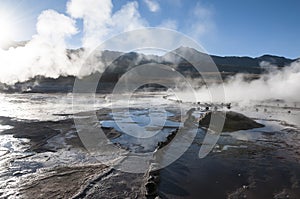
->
0;109;147;198
0;93;300;198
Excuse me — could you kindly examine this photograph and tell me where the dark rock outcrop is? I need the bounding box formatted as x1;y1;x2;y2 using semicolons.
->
199;111;265;132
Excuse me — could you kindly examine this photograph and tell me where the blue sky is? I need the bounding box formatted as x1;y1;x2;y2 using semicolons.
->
1;0;300;58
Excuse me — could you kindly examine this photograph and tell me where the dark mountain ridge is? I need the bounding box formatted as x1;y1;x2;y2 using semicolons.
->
0;46;298;93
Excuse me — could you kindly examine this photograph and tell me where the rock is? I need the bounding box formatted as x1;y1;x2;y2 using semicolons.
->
226;103;232;109
199;111;265;132
101;127;122;139
145;181;157;196
145;162;160;197
157;129;178;149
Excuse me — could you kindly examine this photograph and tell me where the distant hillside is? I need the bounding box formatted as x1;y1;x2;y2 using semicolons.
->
168;46;296;74
211;54;295;73
0;46;298;93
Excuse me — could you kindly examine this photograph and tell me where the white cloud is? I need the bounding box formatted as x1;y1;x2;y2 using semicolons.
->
67;0;147;49
193;2;212;19
36;10;78;46
186;2;215;40
67;0;113;48
144;0;160;12
158;19;178;30
111;2;148;32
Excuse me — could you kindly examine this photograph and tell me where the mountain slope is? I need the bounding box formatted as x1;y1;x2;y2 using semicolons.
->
0;46;298;93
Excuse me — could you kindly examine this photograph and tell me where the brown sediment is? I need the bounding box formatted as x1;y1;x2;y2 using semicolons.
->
18;164;146;198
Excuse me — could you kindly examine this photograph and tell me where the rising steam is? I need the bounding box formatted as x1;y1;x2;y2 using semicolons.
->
190;60;300;103
0;10;79;84
0;0;147;84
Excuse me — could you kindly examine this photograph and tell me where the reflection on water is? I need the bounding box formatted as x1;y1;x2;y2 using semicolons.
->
158;108;300;198
100;108;182;152
0;93;107;121
0;124;33;198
